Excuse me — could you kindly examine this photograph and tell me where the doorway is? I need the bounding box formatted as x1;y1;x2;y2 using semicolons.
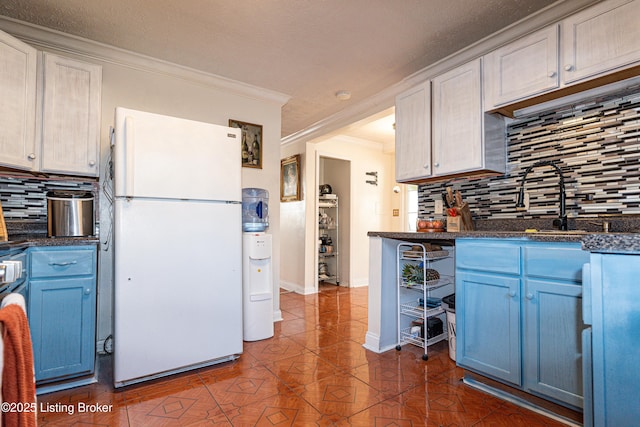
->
317;156;351;289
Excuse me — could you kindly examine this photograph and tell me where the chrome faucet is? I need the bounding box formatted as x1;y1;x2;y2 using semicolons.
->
515;160;568;231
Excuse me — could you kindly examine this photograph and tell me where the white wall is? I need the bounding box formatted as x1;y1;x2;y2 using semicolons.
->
280;134;399;294
1;18;288;347
314;136;397;288
279;142;307;294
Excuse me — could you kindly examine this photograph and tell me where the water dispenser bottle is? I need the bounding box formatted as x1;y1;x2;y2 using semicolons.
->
242;188;269;232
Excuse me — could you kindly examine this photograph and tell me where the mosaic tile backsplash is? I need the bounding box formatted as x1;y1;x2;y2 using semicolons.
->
0;174;98;220
418;89;640;221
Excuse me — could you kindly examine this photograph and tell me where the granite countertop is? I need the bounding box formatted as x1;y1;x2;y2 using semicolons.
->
0;235;99;249
367;230;640;254
2;221;99;249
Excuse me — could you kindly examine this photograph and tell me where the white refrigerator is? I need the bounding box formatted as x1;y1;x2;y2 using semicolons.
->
112;107;243;387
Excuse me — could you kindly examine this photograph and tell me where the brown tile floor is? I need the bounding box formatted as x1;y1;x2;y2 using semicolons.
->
36;284;567;426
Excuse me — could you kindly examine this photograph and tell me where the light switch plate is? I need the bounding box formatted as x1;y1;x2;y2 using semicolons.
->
434;199;444;215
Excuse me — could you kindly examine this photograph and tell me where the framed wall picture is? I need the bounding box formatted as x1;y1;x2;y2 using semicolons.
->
281;155;301;202
229;119;263;169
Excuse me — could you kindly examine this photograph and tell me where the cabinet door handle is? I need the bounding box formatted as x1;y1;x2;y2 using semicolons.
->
88;160;96;166
564;64;574;72
27;153;36;160
526;293;534;300
49;261;78;267
84;287;92;295
548;71;556;78
508;290;516;297
434;162;440;167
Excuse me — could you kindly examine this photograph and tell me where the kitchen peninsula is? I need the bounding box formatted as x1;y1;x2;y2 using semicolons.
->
367;229;640;426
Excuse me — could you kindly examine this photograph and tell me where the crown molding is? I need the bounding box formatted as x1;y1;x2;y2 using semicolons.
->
0;16;290;107
281;0;599;147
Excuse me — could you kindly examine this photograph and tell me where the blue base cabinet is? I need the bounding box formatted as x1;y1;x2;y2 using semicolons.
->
587;253;640;427
457;270;521;385
456;239;588;410
28;246;97;384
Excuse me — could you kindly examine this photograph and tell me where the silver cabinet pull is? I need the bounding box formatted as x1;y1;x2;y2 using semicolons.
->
49;261;78;267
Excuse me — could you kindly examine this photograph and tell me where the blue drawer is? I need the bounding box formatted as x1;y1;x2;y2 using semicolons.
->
456;240;521;275
30;247;96;278
524;245;589;282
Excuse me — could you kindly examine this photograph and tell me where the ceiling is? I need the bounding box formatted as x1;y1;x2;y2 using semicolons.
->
0;0;559;142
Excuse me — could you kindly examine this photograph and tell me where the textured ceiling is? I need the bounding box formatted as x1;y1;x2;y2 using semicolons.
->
0;0;558;140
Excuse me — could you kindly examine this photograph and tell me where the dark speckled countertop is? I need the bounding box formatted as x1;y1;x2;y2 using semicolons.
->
2;220;99;249
367;230;640;254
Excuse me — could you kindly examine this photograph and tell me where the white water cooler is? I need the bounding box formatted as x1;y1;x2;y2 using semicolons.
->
242;232;274;341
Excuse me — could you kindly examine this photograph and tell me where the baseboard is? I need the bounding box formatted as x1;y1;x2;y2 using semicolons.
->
349;280;368;288
280;280;311;295
463;371;582;426
363;331;397;354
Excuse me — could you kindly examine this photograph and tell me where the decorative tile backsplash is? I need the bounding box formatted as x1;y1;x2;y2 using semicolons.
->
0;174;98;220
418;89;640;220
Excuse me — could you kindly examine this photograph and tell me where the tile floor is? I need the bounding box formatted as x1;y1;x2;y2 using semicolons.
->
36;284;567;426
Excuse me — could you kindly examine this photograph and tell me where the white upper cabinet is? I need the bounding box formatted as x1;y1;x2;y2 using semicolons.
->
484;0;640;111
484;25;560;109
0;30;102;177
433;59;483;176
561;0;640;85
0;29;38;170
395;82;432;183
432;58;505;178
40;53;102;176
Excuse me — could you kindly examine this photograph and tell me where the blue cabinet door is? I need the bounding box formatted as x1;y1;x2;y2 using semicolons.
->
523;278;583;409
457;270;522;385
28;246;97;384
591;253;640;427
29;276;96;382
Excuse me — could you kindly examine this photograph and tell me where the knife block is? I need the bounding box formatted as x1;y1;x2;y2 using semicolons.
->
446;215;461;232
459;204;474;231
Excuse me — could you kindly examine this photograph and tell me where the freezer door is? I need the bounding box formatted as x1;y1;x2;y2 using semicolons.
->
114;107;241;202
113;198;242;386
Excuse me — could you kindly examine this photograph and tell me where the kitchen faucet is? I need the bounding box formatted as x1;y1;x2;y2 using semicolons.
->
515;160;568;231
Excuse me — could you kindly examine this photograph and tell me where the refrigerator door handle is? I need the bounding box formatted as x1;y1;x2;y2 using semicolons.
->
124;116;136;197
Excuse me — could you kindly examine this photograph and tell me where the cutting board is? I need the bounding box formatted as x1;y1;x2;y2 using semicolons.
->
0;201;7;241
